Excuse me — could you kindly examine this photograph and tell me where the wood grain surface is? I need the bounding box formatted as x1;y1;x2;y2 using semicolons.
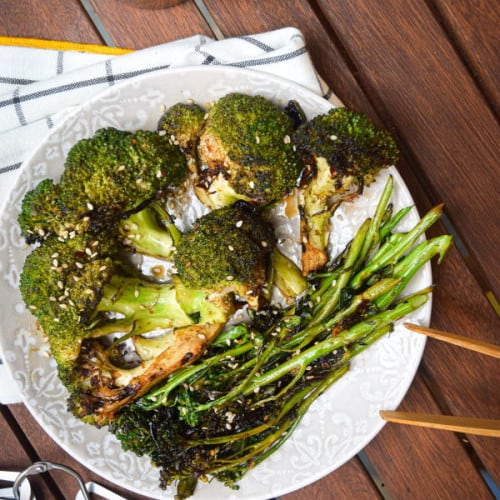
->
0;1;498;499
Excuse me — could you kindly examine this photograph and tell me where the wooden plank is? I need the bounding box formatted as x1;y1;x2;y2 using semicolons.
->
315;0;500;298
0;0;102;44
419;240;500;484
430;0;500;113
202;0;379;118
364;374;493;498
89;0;213;49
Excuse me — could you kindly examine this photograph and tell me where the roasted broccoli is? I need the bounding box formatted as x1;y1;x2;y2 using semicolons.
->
19;229;237;425
158;101;206;164
18;127;188;243
195;93;302;209
293;107;399;274
174;202;275;309
17;178;81;244
18;231;229;369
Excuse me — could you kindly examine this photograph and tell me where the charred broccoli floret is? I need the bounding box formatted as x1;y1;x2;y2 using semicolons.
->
158;102;206;162
293;107;399;274
18;178;76;244
18;127;188;243
195;93;302;209
174;202;275;309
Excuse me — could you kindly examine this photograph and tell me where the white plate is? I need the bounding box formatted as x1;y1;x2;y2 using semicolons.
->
0;66;430;499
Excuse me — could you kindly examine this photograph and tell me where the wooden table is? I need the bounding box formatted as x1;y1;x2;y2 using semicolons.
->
0;0;498;498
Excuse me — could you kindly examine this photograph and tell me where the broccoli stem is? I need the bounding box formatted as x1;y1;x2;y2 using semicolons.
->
271;248;307;300
242;292;427;396
310;217;370;326
138;338;257;411
96;276;192;323
375;235;452;310
119;202;179;259
379;205;412;241
350;203;444;289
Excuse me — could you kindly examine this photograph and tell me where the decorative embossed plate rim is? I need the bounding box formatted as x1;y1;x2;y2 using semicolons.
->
0;66;430;500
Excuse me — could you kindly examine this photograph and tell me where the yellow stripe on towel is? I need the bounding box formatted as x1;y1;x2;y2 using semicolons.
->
0;36;133;55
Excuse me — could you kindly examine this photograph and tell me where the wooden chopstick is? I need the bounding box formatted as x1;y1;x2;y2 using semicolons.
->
380;410;500;437
404;323;500;359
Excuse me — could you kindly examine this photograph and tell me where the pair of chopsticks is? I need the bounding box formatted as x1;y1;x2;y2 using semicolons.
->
380;323;500;438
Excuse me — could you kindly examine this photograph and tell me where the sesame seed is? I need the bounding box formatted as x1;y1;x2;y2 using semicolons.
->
52;259;59;267
86;202;94;210
51;253;59;258
49;296;57;301
57;281;64;289
37;229;45;236
136;178;143;184
329;134;338;141
59;303;68;309
236;220;243;228
283;134;291;144
228;245;234;251
226;275;234;281
75;262;84;269
248;181;255;189
156;170;163;178
255;135;260;144
29;305;37;310
54;318;60;322
261;241;268;247
160;104;167;112
158;129;167;136
117;165;126;172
